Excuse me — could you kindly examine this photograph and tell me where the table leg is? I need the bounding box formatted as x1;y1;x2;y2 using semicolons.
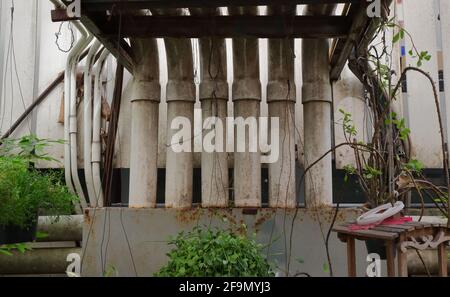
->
347;237;356;277
438;243;448;277
386;241;395;277
397;235;408;277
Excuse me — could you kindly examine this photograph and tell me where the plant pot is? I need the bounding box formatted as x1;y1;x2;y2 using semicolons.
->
0;219;38;245
365;238;396;260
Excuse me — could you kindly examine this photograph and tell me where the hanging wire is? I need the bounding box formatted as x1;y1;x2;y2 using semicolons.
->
1;0;31;136
55;22;75;53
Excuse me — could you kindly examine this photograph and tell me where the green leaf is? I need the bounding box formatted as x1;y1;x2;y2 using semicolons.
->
0;249;13;256
392;32;401;43
36;231;49;240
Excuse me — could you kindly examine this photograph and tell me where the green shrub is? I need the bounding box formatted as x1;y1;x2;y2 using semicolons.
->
0;156;77;228
155;228;274;277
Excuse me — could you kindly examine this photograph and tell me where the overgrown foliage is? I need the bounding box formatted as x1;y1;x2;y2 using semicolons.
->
0;134;63;163
155;227;274;277
340;16;449;219
0;135;77;228
0;156;77;228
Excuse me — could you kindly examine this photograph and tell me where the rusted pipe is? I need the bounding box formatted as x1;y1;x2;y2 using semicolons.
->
302;5;336;207
152;8;196;208
267;5;297;208
229;6;262;208
190;8;229;208
128;38;161;208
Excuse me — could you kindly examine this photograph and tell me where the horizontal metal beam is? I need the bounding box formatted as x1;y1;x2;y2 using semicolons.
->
94;15;352;38
80;14;135;73
80;0;360;11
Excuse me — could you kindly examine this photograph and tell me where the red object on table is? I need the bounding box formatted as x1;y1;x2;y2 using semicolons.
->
347;216;413;231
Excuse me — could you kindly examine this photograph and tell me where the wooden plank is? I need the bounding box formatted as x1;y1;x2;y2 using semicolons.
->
333;225;399;240
403;221;431;229
80;0;360;11
95;15;352;39
383;224;416;232
51;8;79;22
386;241;395;277
347;237;357;277
371;226;405;234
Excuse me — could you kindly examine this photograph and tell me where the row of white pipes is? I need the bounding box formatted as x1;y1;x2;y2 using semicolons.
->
51;0;109;210
54;1;334;210
128;6;334;209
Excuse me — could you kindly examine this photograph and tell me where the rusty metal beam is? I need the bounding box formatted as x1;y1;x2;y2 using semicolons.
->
80;0;359;11
80;14;134;73
93;15;352;38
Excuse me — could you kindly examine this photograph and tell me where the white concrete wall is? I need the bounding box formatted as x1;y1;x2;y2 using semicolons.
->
0;0;39;140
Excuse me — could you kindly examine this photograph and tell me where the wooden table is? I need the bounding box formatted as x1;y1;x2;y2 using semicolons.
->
333;222;450;277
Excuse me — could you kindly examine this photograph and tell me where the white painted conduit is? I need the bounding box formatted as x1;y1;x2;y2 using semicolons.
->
83;40;102;207
229;7;262;208
91;49;110;207
51;0;90;210
69;33;93;210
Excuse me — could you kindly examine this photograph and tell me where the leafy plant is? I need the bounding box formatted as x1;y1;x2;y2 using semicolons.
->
0;156;77;228
155;227;274;277
0;242;32;256
341;16;449;217
0;134;64;163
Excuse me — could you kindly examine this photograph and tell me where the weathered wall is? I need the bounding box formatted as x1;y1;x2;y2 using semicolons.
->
80;208;393;277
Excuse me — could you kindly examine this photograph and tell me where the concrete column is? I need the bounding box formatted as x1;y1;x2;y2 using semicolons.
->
190;8;229;208
229;7;262;208
302;38;333;207
153;8;196;208
267;6;297;208
128;39;161;208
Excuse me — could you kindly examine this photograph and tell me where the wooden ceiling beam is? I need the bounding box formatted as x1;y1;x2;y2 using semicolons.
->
79;0;360;11
93;15;352;39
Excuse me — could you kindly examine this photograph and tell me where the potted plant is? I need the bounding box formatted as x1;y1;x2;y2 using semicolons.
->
0;135;77;245
155;227;275;277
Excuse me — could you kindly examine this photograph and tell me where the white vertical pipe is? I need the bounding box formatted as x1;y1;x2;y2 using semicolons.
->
267;6;297;208
128;38;161;208
302;6;335;207
229;7;262;207
83;40;101;207
190;8;229;208
152;8;195;208
92;49;109;208
69;30;93;209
